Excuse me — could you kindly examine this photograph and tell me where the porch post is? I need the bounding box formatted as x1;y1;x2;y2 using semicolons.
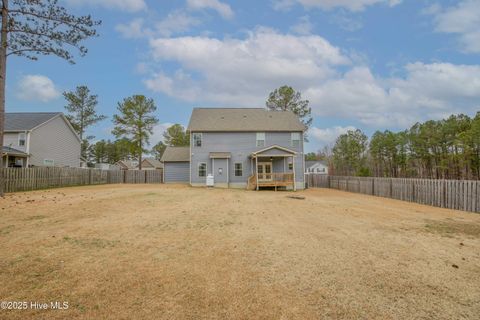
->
5;154;8;168
292;155;296;191
255;156;259;191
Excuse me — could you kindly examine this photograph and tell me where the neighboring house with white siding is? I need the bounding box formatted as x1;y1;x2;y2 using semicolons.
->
2;112;81;168
305;160;329;175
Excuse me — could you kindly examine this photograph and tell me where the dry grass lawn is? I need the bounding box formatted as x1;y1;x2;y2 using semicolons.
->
1;184;480;319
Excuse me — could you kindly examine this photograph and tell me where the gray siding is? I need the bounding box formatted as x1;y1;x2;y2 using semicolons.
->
164;162;190;183
3;132;27;153
29;116;81;167
190;131;304;187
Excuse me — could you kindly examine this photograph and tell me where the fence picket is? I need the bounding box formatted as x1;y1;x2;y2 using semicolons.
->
308;174;479;213
1;167;163;193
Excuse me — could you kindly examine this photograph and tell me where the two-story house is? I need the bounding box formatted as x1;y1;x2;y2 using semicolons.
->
2;112;81;168
162;108;306;190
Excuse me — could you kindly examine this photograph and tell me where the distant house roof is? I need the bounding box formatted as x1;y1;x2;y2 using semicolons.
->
5;112;63;131
2;146;28;156
305;160;328;168
187;108;306;132
161;146;190;162
116;160;138;169
141;158;164;168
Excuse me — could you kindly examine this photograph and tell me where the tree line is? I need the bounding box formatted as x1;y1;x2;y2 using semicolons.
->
329;113;480;180
63;85;192;168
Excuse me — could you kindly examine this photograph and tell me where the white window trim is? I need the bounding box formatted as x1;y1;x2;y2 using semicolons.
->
291;132;301;147
234;162;243;177
193;133;203;147
44;159;54;166
18;132;26;146
198;162;207;177
256;132;265;147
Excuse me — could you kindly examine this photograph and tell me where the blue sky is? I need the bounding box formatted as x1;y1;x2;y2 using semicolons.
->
7;0;480;152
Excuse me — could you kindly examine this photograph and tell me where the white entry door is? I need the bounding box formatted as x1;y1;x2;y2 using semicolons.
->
257;162;272;181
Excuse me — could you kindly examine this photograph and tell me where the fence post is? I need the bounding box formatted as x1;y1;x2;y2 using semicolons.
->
412;179;415;202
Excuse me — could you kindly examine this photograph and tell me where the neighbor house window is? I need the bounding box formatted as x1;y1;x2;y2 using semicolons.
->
193;133;202;147
18;133;26;146
291;132;301;147
288;163;293;170
234;163;243;176
44;159;54;167
198;163;206;177
256;132;265;147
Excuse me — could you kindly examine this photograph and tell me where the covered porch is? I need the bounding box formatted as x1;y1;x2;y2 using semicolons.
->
2;146;28;168
247;145;297;191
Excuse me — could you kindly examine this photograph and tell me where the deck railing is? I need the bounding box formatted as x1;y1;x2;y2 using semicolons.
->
248;173;294;189
256;173;294;183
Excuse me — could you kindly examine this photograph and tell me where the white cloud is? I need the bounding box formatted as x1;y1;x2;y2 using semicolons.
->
65;0;146;12
16;75;60;103
116;11;201;39
427;0;480;53
311;126;356;144
156;11;201;37
290;16;314;35
306;63;480;127
273;0;401;12
150;122;175;146
116;18;150;39
187;0;234;19
145;28;349;105
142;29;480;128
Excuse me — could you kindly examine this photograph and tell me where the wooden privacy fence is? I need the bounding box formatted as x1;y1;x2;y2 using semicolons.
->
306;174;480;213
1;167;163;193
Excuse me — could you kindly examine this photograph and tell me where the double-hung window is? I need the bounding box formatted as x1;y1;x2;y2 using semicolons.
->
193;133;202;147
198;163;206;177
18;133;26;146
256;132;265;147
291;132;301;148
234;163;243;176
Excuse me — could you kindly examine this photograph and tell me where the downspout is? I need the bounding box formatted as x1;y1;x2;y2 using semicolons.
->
25;130;30;167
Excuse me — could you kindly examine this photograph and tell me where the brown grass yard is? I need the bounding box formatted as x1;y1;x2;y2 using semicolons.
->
1;185;480;319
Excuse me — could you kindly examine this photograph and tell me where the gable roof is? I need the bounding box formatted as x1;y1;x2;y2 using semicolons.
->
252;145;297;157
187;108;306;132
305;160;328;168
161;146;190;162
141;158;163;168
116;160;138;169
5;112;62;131
2;146;28;156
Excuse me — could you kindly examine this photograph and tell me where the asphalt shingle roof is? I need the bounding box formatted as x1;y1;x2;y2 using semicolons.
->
2;146;28;156
187;108;306;132
5;112;62;131
142;158;164;168
161;146;190;162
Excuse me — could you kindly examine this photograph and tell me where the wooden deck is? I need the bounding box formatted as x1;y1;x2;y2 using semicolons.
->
247;173;294;190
